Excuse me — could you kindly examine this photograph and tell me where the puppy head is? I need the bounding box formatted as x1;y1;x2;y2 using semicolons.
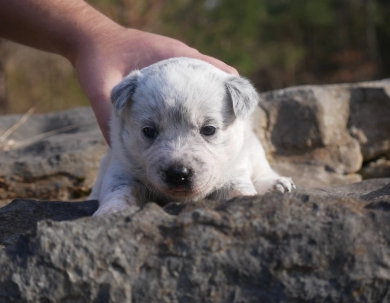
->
111;58;259;201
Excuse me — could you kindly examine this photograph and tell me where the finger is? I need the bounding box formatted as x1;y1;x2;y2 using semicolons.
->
165;41;239;75
195;54;239;75
89;93;112;146
82;71;123;146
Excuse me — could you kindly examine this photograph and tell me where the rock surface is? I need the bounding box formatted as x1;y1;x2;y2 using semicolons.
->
254;79;390;186
0;179;390;302
0;107;106;206
360;158;390;180
0;199;98;248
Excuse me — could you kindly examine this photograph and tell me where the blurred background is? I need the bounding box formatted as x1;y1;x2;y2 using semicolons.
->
0;0;389;115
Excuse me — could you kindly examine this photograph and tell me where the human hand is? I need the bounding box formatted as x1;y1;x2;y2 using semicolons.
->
73;27;238;144
0;0;237;143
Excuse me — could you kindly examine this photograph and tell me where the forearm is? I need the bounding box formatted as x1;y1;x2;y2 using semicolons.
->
0;0;121;64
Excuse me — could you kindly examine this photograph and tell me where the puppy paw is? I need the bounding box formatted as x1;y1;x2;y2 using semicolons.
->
272;177;296;193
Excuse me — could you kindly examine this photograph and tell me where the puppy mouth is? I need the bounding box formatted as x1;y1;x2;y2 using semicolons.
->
168;184;192;195
156;181;198;198
165;180;214;199
172;185;187;192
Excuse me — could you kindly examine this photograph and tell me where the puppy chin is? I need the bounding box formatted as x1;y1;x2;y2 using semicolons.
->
163;191;207;203
159;187;200;201
153;182;211;202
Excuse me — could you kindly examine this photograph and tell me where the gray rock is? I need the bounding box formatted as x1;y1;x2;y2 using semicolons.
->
256;85;362;174
271;162;362;188
0;179;390;302
255;79;390;183
0;107;107;205
348;80;390;161
0;199;98;248
360;158;390;180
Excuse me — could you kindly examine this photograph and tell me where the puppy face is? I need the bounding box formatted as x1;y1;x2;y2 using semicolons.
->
112;58;259;201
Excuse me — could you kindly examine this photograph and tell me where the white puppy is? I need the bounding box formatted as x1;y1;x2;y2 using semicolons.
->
91;58;295;216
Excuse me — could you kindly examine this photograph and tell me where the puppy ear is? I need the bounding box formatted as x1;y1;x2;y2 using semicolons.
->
225;76;260;118
111;70;142;115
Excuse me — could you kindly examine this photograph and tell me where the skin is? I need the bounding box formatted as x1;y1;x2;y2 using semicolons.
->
0;0;238;144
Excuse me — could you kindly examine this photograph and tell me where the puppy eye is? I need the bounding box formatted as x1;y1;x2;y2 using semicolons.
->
200;126;216;136
143;127;158;139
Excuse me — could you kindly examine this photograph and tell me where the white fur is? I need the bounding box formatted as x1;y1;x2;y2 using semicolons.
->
91;58;295;216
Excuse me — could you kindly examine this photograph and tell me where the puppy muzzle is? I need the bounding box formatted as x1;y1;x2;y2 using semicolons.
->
161;164;195;192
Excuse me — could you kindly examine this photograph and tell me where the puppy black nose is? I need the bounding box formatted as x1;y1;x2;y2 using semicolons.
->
166;166;190;184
